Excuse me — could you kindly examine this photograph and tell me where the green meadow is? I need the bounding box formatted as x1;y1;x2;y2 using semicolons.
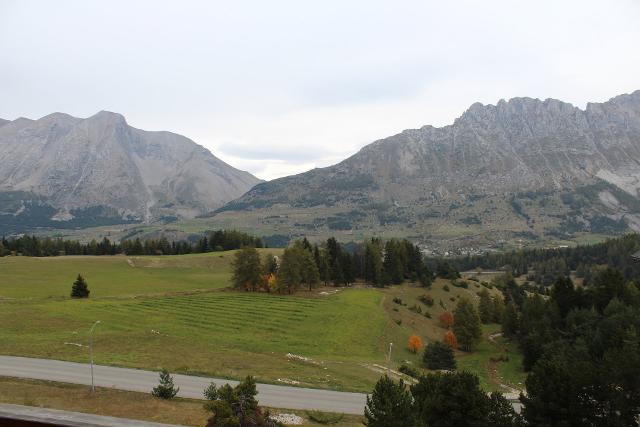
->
0;251;523;393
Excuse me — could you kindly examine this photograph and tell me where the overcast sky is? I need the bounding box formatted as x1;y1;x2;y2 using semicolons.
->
1;1;639;180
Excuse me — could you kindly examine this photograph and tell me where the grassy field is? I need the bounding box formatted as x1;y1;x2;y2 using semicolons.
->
0;377;364;427
0;251;524;395
0;250;283;299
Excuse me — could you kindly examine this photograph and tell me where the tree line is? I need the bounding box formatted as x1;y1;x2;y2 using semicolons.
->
492;268;640;425
438;233;640;285
0;230;263;257
232;237;436;292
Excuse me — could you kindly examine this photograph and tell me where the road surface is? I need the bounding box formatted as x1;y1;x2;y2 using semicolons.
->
0;403;182;427
0;356;367;415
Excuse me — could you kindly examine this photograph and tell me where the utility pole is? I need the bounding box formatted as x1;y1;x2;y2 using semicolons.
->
387;342;393;375
89;320;101;393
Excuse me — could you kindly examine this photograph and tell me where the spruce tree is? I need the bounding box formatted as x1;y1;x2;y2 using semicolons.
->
152;368;179;399
70;274;90;298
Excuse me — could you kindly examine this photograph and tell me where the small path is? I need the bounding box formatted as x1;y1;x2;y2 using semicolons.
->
486;332;524;398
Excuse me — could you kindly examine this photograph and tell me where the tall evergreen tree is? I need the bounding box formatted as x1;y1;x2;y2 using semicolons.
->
364;239;384;286
411;372;489;427
452;298;482;351
364;376;414;427
478;289;494;324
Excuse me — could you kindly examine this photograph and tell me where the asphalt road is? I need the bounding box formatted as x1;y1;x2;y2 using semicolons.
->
0;356;367;415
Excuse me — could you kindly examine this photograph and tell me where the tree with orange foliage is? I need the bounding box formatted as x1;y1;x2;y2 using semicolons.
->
408;335;423;353
439;311;454;329
443;330;458;350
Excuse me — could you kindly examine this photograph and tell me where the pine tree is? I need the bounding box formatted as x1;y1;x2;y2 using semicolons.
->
452;298;482;352
423;341;456;370
152;368;179;399
411;371;489;427
364;376;414;427
502;301;519;338
70;274;90;298
364;239;384;286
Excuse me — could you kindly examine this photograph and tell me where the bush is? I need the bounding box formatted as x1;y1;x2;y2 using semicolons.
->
398;364;420;379
443;284;450;292
409;304;422;314
306;410;344;424
419;294;434;306
152;369;179;399
452;280;469;289
423;341;456;370
424;311;432;319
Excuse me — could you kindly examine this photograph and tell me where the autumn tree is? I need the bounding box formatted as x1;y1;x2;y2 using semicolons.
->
439;312;453;329
408;335;423;353
231;247;262;291
443;330;458;350
452;298;482;352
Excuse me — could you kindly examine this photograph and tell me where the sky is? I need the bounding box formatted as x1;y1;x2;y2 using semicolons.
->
1;1;639;180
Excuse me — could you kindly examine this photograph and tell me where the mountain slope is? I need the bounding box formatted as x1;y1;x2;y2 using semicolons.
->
213;91;640;250
0;111;260;233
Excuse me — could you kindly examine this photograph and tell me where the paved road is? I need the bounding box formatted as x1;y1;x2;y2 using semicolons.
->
0;403;182;427
0;356;367;415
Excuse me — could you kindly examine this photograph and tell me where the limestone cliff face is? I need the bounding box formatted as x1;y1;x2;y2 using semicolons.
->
0;111;260;226
226;91;640;209
216;91;640;246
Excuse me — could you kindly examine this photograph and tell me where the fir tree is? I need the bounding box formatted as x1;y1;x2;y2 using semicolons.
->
70;274;90;298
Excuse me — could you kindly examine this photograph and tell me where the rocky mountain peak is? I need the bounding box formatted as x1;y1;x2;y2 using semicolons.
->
213;90;640;248
0;112;261;233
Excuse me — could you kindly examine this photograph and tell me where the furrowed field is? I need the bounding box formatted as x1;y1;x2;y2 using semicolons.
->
0;251;524;393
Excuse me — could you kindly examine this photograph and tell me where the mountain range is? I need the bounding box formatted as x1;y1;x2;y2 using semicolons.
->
210;90;640;250
3;90;640;250
0;111;260;233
